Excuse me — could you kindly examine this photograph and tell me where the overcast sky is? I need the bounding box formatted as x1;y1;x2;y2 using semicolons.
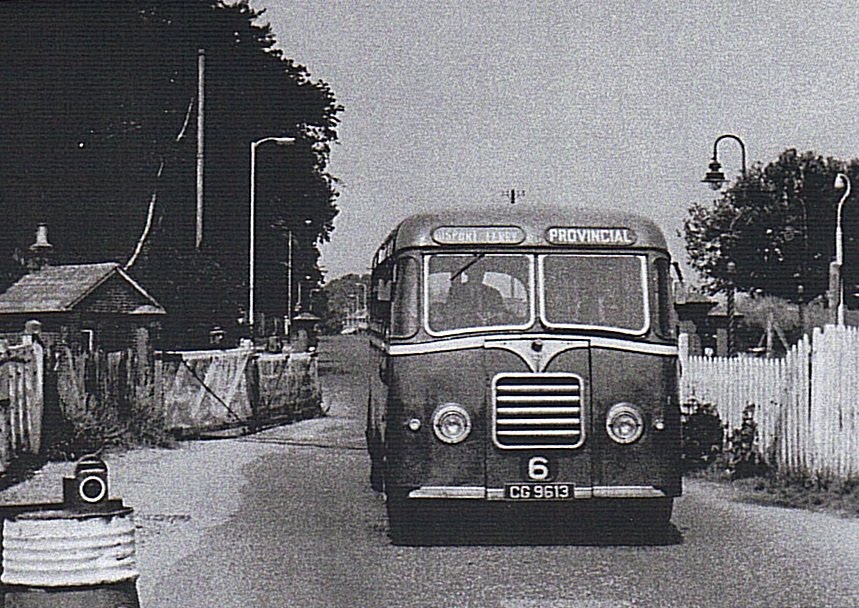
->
259;0;859;280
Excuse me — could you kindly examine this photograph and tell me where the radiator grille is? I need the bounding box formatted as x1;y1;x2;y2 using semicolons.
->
492;373;584;449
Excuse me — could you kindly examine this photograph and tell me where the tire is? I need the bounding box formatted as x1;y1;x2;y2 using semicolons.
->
385;491;417;544
365;401;384;492
623;497;674;525
595;497;674;528
369;449;384;493
643;497;674;524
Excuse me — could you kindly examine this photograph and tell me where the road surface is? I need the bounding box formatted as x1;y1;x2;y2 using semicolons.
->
6;336;853;607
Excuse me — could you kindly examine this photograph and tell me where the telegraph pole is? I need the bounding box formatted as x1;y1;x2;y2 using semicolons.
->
196;49;205;249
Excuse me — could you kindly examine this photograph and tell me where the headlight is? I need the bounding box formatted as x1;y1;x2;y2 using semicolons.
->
606;402;645;444
432;403;472;444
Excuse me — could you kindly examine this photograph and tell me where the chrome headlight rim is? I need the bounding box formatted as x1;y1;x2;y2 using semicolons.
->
606;402;645;445
432;403;472;444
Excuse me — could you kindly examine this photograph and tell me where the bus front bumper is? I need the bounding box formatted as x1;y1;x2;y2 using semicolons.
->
406;485;669;500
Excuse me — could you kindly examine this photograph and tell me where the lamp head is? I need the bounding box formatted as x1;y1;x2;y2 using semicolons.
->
702;159;726;191
834;173;850;190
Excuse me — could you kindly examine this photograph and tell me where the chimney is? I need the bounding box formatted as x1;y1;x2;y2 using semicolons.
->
26;224;54;272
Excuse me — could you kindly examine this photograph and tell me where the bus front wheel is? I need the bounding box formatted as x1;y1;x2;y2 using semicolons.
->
617;497;674;525
369;450;384;492
385;491;418;543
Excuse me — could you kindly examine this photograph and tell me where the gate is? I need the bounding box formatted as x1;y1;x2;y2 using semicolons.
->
0;339;44;472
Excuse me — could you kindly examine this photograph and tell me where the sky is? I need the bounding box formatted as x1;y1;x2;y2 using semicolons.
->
256;0;859;281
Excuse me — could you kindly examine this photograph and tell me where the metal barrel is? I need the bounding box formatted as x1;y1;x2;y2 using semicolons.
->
1;506;139;608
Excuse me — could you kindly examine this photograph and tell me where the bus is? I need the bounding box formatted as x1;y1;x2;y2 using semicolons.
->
366;206;680;538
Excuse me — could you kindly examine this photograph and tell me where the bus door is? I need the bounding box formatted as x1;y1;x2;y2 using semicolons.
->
483;341;592;500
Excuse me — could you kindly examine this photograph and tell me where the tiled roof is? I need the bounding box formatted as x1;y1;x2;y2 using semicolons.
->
0;263;164;314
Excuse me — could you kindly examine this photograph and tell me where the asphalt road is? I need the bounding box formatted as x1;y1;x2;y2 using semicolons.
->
120;336;857;608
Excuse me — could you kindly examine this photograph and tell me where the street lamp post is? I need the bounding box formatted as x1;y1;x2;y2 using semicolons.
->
726;261;737;356
249;135;295;338
296;274;313;312
701;134;749;355
285;219;314;335
797;283;805;335
834;173;852;325
702;134;747;190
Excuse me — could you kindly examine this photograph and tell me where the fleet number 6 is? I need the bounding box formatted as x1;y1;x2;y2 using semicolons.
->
527;456;550;481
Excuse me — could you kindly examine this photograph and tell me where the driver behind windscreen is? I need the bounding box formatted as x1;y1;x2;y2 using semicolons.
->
446;266;506;325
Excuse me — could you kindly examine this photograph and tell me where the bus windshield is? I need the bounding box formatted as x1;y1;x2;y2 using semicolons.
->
540;254;648;333
426;254;533;333
425;253;648;335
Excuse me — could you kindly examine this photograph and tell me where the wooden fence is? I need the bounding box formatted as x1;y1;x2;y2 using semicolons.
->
53;344;158;446
680;324;859;480
53;345;321;439
0;339;44;473
0;333;322;477
157;347;321;436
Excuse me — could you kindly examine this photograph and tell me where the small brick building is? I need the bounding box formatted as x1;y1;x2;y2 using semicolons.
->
674;282;744;356
0;262;165;352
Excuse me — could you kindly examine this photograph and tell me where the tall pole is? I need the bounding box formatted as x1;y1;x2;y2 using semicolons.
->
726;261;736;356
250;142;256;334
287;230;293;334
797;284;805;335
835;173;851;325
249;136;295;338
196;49;205;250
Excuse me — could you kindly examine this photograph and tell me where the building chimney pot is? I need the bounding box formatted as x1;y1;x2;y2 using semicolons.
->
25;224;54;271
30;224;53;252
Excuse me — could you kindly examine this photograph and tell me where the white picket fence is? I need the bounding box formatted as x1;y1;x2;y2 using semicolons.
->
680;324;859;480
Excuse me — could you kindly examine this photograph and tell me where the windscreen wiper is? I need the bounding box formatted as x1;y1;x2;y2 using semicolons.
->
450;253;486;282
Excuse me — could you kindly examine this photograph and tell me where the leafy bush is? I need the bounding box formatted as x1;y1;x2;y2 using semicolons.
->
681;397;724;471
725;402;768;479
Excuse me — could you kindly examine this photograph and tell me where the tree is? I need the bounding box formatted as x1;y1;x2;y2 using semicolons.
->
319;274;370;334
0;0;342;341
683;149;859;302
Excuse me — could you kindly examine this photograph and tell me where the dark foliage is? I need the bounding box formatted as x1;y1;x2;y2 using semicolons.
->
318;273;370;334
681;397;724;470
0;0;341;341
683;150;859;302
726;402;768;480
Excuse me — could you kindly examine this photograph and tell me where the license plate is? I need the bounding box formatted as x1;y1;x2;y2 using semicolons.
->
504;483;574;500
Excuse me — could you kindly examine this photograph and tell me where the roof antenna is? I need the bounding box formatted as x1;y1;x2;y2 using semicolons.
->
509;189;524;205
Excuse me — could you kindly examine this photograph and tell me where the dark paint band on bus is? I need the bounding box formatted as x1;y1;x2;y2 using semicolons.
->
374;207;669;266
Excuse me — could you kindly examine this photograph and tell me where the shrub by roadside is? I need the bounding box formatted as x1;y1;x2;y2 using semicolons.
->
681;397;859;518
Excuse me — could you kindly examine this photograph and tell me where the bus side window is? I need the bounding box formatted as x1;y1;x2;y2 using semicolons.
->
654;258;675;338
392;257;419;338
370;260;394;336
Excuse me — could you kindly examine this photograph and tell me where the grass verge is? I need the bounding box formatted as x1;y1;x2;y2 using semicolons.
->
686;464;859;518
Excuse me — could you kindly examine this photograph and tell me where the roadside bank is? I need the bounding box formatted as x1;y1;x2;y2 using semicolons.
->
0;439;273;606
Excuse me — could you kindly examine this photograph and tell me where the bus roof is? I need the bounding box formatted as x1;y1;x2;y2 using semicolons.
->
375;206;669;264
